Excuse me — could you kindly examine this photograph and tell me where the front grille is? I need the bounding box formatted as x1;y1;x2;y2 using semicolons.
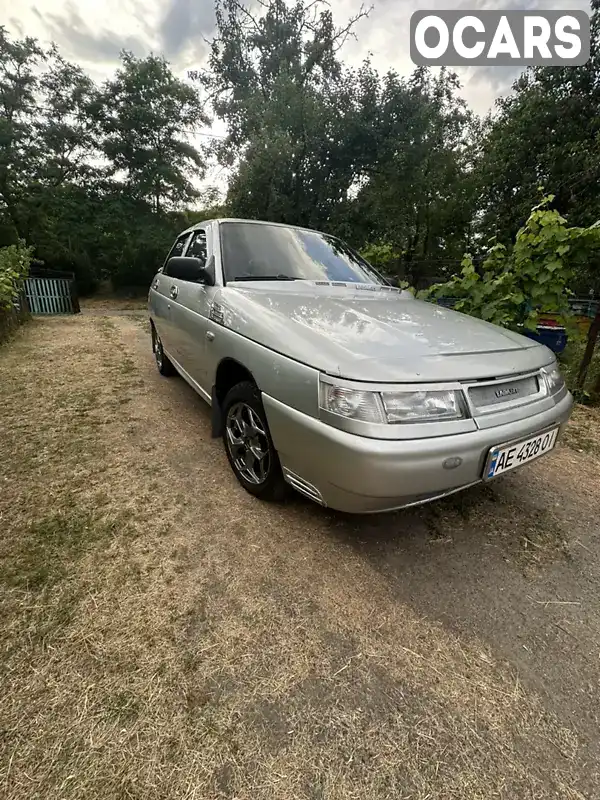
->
468;374;540;411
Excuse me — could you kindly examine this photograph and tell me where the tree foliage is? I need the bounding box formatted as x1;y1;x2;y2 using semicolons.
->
345;67;479;286
475;4;600;293
0;29;44;237
100;53;209;212
202;0;372;228
0;30;207;289
202;3;479;286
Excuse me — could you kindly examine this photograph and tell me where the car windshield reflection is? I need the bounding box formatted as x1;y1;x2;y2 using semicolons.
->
220;221;387;285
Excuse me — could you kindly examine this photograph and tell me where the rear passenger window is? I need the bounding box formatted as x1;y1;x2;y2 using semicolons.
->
188;229;207;266
163;234;190;275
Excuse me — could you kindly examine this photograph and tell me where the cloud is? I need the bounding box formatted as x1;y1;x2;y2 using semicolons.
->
35;2;149;63
8;17;25;37
404;0;590;10
466;63;521;91
159;0;216;58
451;0;544;9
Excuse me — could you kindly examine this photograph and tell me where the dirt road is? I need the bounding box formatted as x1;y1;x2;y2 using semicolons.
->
1;312;599;799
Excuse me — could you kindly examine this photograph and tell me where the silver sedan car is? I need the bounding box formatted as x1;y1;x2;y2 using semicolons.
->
148;218;574;513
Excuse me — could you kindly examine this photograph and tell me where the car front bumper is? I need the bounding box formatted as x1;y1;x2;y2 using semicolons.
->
262;391;574;514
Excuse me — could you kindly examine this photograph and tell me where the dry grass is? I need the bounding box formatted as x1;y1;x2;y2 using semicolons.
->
562;405;600;459
0;316;594;799
80;295;148;311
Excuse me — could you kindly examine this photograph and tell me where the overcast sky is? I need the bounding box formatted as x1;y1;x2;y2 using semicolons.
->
1;0;592;192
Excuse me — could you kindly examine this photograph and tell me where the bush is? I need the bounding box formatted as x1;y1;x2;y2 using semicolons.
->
0;242;34;310
423;195;600;334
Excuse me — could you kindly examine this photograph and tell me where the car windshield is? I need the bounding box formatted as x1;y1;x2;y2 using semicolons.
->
220;221;387;285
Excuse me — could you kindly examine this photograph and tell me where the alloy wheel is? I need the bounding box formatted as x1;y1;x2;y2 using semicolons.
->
225;401;271;484
155;337;164;369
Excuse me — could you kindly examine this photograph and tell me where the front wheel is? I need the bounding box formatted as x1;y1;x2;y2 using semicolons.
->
222;381;288;502
153;328;175;377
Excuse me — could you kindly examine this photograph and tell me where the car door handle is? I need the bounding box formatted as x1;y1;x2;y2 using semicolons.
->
206;331;215;342
170;285;178;299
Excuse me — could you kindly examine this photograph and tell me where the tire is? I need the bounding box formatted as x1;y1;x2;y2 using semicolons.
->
222;381;288;501
153;327;175;377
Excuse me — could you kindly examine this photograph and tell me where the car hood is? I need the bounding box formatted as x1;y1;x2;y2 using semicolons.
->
216;282;554;382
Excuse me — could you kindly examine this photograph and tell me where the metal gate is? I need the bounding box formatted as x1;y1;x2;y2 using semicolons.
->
24;276;75;315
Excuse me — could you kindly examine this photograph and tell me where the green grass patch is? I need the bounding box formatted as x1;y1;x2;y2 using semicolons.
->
1;509;123;591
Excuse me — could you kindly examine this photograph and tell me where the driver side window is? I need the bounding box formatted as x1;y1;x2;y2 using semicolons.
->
163;233;190;276
187;229;207;266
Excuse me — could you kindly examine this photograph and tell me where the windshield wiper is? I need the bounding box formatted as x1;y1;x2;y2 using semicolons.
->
231;274;297;281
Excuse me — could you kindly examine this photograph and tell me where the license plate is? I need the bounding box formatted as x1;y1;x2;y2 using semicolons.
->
485;427;559;480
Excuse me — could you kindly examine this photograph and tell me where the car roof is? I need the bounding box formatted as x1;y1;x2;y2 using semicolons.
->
179;218;329;237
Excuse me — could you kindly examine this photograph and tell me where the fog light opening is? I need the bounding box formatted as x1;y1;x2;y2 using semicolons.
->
443;456;463;470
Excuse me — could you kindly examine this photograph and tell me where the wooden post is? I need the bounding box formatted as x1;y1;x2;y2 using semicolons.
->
69;278;81;314
576;308;600;393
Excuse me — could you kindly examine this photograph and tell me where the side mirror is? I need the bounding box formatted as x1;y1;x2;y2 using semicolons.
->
167;256;215;286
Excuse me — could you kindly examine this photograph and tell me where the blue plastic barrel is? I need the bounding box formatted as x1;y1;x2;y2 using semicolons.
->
524;326;568;355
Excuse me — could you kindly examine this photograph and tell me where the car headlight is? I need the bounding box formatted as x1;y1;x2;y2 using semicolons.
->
319;378;467;424
542;364;565;395
319;381;385;423
381;389;467;423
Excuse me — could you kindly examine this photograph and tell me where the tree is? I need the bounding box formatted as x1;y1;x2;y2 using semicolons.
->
203;3;476;285
476;3;600;292
334;67;478;287
100;52;209;212
35;48;100;188
0;27;44;238
202;0;371;228
0;31;199;290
